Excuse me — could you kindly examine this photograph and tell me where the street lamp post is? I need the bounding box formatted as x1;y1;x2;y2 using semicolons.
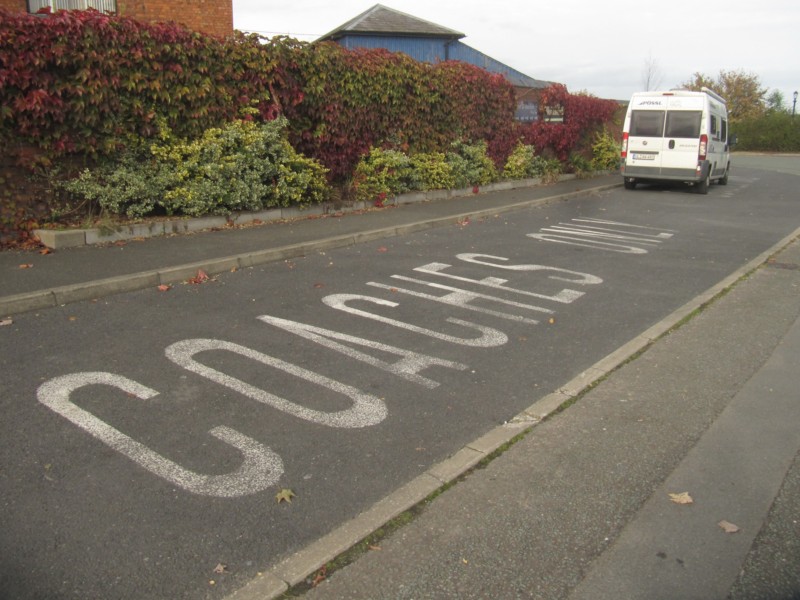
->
793;91;798;117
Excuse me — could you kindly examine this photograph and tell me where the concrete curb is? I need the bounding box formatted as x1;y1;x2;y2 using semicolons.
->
1;181;620;317
31;174;593;250
225;225;800;599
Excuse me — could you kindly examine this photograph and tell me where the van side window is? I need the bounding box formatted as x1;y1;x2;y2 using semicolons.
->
710;115;719;140
665;111;702;139
721;119;728;142
630;110;665;137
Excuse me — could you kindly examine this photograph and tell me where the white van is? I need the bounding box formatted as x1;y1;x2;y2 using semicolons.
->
620;87;731;194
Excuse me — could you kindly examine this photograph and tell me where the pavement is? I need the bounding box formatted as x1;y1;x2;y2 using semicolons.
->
2;168;800;599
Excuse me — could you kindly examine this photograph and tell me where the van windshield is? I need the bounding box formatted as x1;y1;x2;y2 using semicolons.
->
630;110;665;137
665;111;702;138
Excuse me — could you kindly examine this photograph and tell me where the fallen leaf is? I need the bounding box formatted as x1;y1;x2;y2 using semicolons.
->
39;248;52;255
548;317;556;325
187;269;210;284
311;565;327;587
230;266;238;272
68;316;77;322
377;246;388;253
213;563;229;574
19;263;33;269
718;520;740;534
0;318;12;327
313;283;325;289
368;545;381;551
669;492;694;505
157;284;171;292
275;488;296;504
113;240;127;247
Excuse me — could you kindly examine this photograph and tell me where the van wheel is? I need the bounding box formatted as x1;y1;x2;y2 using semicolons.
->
718;166;729;185
695;173;710;195
624;179;637;190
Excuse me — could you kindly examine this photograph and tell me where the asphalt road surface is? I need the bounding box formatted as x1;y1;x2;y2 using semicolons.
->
1;158;798;599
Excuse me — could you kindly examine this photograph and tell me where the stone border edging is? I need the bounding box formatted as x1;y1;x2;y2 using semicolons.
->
33;175;584;249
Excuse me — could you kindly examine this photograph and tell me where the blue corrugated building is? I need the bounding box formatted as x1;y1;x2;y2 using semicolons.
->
317;4;555;121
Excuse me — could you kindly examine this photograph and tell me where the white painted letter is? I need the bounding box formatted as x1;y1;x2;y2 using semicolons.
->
413;262;584;303
165;339;387;428
257;314;467;389
367;277;551;325
322;294;507;347
37;372;283;498
456;254;603;285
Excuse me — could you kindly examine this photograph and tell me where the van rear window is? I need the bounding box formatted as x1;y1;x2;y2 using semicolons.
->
630;110;665;137
665;111;701;138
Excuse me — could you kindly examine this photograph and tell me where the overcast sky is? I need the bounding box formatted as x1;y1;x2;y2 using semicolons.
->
233;0;799;106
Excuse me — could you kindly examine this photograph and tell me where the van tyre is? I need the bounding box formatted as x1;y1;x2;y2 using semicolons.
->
718;166;729;185
624;179;637;190
695;172;710;195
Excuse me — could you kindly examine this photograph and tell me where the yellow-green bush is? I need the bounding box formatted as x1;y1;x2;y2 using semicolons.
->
61;118;328;218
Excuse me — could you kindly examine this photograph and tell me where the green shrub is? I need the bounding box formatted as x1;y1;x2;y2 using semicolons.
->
502;143;550;179
60;118;328;218
733;112;800;152
410;152;456;190
353;148;416;203
446;141;498;187
569;153;594;178
590;128;621;171
540;159;563;184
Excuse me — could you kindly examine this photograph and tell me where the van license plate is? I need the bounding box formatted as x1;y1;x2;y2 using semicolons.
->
632;153;656;160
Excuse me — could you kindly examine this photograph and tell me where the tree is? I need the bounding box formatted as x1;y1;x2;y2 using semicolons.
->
766;90;786;113
678;69;767;122
641;54;663;91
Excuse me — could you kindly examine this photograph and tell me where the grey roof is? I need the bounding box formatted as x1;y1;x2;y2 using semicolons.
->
318;4;465;41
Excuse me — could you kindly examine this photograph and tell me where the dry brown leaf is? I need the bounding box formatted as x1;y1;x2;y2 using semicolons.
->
157;284;171;292
0;318;12;327
718;520;740;534
668;492;694;505
213;563;229;574
187;269;210;284
19;263;33;269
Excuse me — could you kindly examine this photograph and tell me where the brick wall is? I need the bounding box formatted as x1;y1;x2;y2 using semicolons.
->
1;0;233;38
0;0;27;11
120;0;232;37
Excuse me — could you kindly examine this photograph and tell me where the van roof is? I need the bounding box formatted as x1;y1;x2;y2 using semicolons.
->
631;87;726;105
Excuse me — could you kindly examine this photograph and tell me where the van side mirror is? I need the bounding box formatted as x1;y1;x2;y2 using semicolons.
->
729;134;738;147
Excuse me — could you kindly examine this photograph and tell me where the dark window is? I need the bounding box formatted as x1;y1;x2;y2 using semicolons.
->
27;0;117;13
721;119;728;142
665;111;702;139
630;110;665;137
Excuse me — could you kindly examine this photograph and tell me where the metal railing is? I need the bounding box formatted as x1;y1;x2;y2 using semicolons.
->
27;0;117;14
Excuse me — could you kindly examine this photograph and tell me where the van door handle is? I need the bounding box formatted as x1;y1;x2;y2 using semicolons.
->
668;140;675;149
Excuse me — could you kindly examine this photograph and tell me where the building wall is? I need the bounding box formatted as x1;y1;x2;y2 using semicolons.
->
335;35;450;64
0;0;232;37
120;0;231;37
0;0;26;11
